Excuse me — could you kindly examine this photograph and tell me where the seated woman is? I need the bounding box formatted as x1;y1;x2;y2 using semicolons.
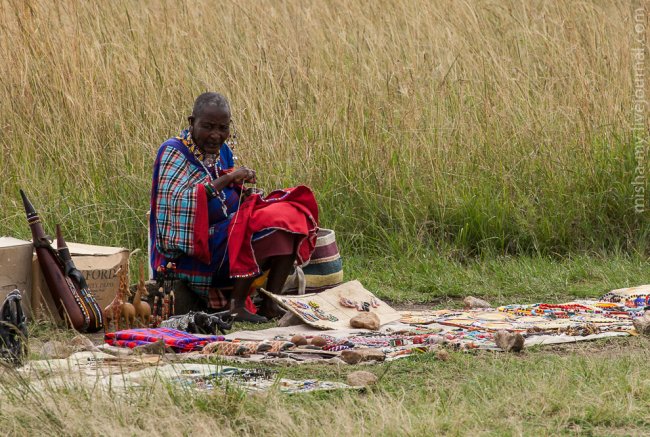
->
150;92;319;323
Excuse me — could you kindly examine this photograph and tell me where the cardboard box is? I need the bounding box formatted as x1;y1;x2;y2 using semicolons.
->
0;237;33;318
32;242;129;321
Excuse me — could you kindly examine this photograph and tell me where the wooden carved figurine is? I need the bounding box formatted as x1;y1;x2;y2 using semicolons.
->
104;267;136;332
151;262;176;327
133;264;151;327
120;271;136;329
151;286;164;328
104;268;126;332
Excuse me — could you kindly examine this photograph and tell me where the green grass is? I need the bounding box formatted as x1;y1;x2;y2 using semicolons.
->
344;252;650;305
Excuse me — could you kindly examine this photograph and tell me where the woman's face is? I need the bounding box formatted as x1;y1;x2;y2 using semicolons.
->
189;105;231;155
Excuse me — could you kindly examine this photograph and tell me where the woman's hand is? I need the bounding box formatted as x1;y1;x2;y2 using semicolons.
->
209;166;257;195
241;187;265;202
229;166;256;184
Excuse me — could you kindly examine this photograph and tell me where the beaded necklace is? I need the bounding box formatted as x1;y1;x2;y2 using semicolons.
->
178;129;217;165
177;129;228;216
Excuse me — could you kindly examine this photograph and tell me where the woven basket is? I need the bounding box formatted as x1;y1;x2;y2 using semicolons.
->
282;228;343;295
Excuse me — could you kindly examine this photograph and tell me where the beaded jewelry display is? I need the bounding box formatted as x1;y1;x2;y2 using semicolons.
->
498;302;641;321
339;296;380;311
281;298;339;322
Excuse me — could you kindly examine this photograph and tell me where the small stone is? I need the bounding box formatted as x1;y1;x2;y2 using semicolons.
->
633;314;650;335
349;312;380;330
310;336;328;347
340;348;385;364
435;349;450;361
277;312;304;327
68;335;100;352
40;340;73;359
346;370;378;387
425;335;444;345
494;330;524;352
290;335;308;346
463;296;492;309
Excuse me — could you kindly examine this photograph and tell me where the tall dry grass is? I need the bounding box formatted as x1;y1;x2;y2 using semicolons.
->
0;0;647;256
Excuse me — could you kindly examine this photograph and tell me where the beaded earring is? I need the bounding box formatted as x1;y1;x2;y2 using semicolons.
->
228;120;238;151
226;119;240;168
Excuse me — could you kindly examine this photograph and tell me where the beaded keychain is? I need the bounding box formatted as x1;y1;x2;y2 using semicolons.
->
339;296;379;312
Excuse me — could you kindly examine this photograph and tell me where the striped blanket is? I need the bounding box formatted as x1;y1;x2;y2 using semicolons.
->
105;328;224;352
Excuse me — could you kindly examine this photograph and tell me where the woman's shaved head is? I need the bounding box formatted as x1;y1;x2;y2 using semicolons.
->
192;92;230;118
188;92;232;155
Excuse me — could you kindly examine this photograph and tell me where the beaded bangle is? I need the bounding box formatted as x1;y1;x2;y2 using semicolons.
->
204;183;218;200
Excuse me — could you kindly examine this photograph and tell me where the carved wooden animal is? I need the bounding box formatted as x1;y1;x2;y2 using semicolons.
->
150;286;164;327
104;268;127;332
103;296;123;333
120;270;136;328
104;267;136;331
122;293;136;328
133;265;151;327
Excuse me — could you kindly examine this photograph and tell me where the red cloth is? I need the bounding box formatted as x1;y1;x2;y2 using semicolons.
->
104;328;224;352
252;230;297;259
245;296;258;314
193;183;210;264
227;185;319;278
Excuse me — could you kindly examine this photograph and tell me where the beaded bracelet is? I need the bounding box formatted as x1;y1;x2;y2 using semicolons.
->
204;183;218;200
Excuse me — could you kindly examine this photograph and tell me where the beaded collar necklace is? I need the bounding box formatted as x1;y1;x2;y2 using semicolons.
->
177;129;222;177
